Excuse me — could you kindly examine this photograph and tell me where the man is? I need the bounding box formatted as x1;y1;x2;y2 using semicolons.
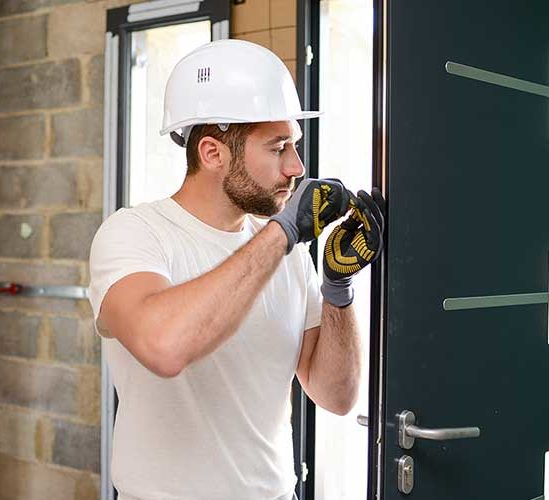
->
88;40;383;500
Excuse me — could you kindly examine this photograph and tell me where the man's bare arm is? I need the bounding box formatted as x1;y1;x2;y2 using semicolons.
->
297;188;384;413
297;302;362;415
100;178;351;378
100;221;287;377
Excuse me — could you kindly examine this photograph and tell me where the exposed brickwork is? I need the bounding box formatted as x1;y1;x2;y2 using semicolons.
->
0;16;47;67
0;1;297;498
51;317;100;367
271;26;296;61
77;366;100;424
47;3;105;58
52;418;100;472
230;0;297;77
77;160;103;210
0;115;45;161
88;55;104;106
51;107;103;158
0;406;41;462
270;0;296;28
0;214;44;259
234;30;272;49
0;311;40;358
50;212;102;260
0;60;81;113
0;359;79;416
0;0;79;17
232;0;270;33
0;164;79;209
0;452;99;500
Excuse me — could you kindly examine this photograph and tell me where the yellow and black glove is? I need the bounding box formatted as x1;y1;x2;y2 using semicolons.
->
321;188;385;307
270;178;351;253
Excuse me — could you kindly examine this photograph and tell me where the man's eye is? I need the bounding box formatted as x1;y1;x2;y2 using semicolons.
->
273;147;285;155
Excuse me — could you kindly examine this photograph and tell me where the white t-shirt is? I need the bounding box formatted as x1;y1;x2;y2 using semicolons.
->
88;197;322;500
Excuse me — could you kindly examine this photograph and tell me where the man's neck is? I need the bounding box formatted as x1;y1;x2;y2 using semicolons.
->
171;174;247;233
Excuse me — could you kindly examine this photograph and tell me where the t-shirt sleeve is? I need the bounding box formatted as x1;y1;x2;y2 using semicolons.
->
300;244;323;331
87;209;172;338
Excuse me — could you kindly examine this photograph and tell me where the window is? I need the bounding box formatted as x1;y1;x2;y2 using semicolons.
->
315;1;374;499
129;21;211;206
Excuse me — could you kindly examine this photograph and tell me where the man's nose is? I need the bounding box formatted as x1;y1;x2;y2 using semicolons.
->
283;148;305;179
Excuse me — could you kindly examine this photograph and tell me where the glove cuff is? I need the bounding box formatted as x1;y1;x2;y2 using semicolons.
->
321;274;354;307
269;217;299;254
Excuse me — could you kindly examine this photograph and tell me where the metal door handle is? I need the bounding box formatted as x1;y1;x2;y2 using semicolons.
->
357;414;368;426
407;425;480;440
399;410;480;449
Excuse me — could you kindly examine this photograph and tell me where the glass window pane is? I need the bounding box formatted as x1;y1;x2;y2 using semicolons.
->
316;1;373;499
129;21;211;207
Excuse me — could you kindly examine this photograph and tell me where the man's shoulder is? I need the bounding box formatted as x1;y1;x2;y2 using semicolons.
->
102;199;168;228
92;200;170;250
89;200;173;272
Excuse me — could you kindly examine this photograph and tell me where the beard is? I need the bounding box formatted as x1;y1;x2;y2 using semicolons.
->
222;156;294;217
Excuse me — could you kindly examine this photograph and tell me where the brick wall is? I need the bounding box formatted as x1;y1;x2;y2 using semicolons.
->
232;0;297;81
0;1;296;499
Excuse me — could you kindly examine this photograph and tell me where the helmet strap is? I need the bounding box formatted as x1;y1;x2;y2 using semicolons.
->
170;124;229;148
170;131;185;148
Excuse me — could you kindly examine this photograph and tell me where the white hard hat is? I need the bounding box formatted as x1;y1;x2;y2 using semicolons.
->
160;39;322;146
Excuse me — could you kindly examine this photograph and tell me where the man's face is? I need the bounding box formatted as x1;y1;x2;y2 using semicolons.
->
222;120;305;216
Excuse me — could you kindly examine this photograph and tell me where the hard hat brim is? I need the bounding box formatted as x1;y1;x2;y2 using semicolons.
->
159;111;323;136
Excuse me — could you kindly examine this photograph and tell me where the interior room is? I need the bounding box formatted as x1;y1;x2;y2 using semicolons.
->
0;1;548;499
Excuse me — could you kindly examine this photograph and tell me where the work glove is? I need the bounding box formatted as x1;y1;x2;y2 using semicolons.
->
270;178;351;253
321;188;385;307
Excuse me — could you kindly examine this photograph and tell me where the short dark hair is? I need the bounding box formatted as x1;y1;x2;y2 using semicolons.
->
185;123;259;175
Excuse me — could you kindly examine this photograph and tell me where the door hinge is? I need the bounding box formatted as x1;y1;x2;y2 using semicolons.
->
301;461;309;482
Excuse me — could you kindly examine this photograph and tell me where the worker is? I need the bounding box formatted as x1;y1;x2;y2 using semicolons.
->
88;39;384;500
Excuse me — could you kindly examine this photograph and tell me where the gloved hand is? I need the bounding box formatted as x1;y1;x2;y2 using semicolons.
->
270;178;351;253
321;188;385;307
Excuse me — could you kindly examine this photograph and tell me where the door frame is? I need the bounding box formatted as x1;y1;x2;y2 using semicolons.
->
368;0;388;498
297;1;387;499
294;2;320;498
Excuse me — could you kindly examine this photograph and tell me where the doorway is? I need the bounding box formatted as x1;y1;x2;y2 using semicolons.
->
314;1;374;499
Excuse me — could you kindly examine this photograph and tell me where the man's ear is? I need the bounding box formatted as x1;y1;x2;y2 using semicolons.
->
197;136;230;173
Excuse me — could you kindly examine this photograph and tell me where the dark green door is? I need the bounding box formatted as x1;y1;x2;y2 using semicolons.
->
374;1;549;499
